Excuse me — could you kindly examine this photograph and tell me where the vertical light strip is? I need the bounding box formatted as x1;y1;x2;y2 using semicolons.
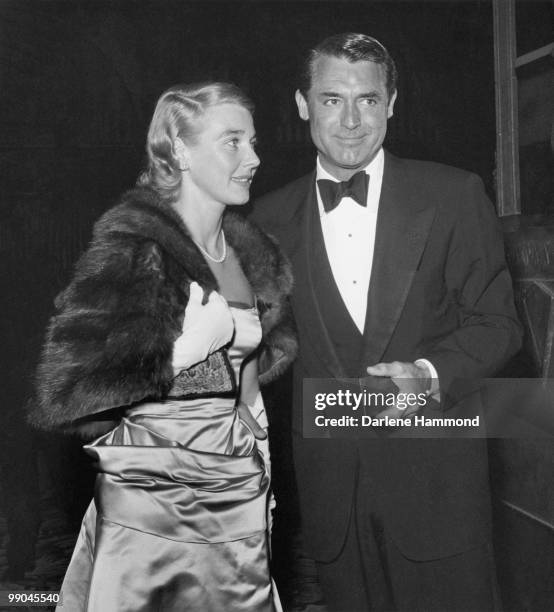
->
493;0;521;217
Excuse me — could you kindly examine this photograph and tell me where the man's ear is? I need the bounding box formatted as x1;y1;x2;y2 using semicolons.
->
295;90;310;121
173;137;189;171
387;90;398;119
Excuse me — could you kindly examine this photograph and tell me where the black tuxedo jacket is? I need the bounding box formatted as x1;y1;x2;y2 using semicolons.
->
252;152;521;562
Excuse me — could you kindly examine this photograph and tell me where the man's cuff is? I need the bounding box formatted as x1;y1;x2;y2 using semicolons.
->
414;358;440;399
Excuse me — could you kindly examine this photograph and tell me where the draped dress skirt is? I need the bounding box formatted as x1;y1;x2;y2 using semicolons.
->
58;304;279;611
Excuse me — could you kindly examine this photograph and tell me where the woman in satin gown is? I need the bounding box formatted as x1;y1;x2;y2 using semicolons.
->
29;83;296;611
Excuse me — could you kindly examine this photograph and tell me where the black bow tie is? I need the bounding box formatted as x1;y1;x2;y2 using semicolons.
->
317;171;369;213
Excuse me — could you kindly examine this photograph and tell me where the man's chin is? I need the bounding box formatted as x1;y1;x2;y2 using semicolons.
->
325;158;370;178
338;151;376;167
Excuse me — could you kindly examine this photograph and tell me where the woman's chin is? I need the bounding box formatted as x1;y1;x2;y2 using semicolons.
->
224;195;251;207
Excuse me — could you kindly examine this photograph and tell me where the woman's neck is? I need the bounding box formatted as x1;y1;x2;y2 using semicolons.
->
173;194;225;252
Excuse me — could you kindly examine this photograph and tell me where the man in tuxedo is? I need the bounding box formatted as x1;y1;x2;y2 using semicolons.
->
252;33;521;611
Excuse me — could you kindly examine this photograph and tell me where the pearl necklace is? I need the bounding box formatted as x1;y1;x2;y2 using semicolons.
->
193;230;227;263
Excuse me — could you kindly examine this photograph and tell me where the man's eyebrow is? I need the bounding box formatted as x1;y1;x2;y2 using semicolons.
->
317;90;384;98
359;90;383;98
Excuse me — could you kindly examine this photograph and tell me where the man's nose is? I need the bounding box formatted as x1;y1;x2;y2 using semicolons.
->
341;102;361;129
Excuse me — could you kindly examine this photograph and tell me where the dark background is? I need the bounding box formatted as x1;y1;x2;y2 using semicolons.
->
0;0;552;607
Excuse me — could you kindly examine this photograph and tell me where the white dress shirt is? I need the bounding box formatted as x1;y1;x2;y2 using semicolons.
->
316;148;439;393
316;149;383;333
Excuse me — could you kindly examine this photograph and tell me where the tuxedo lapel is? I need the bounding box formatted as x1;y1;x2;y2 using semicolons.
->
360;153;437;368
291;176;346;378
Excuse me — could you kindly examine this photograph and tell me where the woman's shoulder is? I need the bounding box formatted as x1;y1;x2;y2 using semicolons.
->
57;188;180;307
93;186;180;242
87;188;223;294
79;186;194;272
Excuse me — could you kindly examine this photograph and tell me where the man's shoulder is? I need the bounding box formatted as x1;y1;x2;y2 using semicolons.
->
385;153;473;179
389;153;479;184
387;154;494;228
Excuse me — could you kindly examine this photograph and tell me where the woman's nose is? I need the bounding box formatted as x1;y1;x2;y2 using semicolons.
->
245;146;260;169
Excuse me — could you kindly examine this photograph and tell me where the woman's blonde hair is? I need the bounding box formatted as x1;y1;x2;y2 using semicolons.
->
137;82;254;201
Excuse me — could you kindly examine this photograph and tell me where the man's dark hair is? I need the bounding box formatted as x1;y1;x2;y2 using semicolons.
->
298;32;398;100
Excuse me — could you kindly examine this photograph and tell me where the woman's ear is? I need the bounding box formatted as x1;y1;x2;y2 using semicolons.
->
173;137;189;171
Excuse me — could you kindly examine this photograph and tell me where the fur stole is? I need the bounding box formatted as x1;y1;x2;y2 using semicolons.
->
28;186;297;436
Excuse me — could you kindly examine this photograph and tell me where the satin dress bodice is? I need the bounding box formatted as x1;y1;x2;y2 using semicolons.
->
123;304;263;454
